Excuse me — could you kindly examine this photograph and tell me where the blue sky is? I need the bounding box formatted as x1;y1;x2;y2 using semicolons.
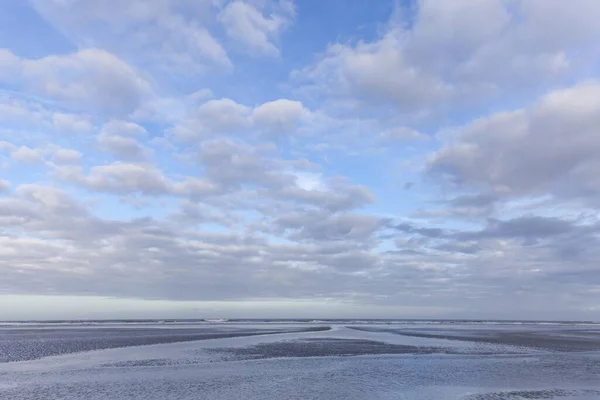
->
1;0;600;320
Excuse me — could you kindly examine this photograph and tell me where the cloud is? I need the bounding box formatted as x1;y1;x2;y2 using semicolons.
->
0;93;96;138
100;120;147;137
57;160;222;199
252;99;307;133
170;178;221;200
0;179;10;193
295;33;450;110
0;93;49;127
171;98;311;140
197;98;252;132
0;141;15;153
0;49;20;79
294;0;600;112
54;138;368;214
11;146;44;164
196;138;294;190
218;1;294;57
1;48;152;117
31;0;232;71
52;148;82;165
274;211;383;243
66;163;171;196
97;120;150;161
1;178;600;319
456;216;580;242
429;81;600;202
2;0;600;319
186;88;214;103
278;178;375;212
52;113;93;134
380;126;426;141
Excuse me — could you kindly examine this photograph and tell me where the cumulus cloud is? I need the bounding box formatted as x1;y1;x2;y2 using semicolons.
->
0;48;20;79
11;146;44;164
0;48;152;117
52;113;93;134
101;120;147;137
429;81;600;202
197;138;292;189
52;149;82;165
252;99;307;133
0;94;50;127
2;0;600;319
274;211;383;243
0;179;10;193
218;1;294;57
279;178;375;212
171;98;311;140
296;33;450;110
197;99;252;132
65;163;171;196
295;0;600;112
97;120;150;161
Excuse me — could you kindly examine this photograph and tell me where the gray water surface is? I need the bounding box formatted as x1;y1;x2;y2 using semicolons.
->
1;322;599;399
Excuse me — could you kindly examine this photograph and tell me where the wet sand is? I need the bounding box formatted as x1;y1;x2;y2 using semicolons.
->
0;326;330;363
350;326;600;352
2;322;600;399
208;338;446;360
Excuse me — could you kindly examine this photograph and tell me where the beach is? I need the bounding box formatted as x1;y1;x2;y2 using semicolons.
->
1;321;600;399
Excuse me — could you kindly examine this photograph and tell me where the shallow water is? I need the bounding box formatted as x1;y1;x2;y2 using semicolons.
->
1;322;599;399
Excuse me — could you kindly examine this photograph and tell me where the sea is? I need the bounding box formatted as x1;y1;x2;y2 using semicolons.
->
1;319;600;399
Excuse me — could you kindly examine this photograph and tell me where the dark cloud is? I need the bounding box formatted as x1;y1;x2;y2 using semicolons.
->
457;216;577;241
393;221;447;238
273;211;383;243
449;193;498;208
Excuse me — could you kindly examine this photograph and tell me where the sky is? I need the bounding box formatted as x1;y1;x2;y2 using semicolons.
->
1;0;600;321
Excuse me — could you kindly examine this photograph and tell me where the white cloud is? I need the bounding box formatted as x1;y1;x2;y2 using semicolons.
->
295;0;600;112
186;88;214;104
74;163;171;195
0;94;49;127
0;179;10;193
52;113;93;134
197;98;252;132
429;81;600;201
517;0;600;50
0;94;95;135
52;148;82;165
279;178;375;212
293;172;325;191
97;133;149;162
0;48;20;79
1;49;152;117
97;120;149;161
2;0;600;318
32;0;233;71
172;98;311;140
296;33;450;110
252;99;307;133
0;141;15;152
171;178;220;199
218;1;293;57
11;146;45;164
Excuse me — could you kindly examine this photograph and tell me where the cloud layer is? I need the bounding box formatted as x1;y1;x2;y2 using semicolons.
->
1;0;600;319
